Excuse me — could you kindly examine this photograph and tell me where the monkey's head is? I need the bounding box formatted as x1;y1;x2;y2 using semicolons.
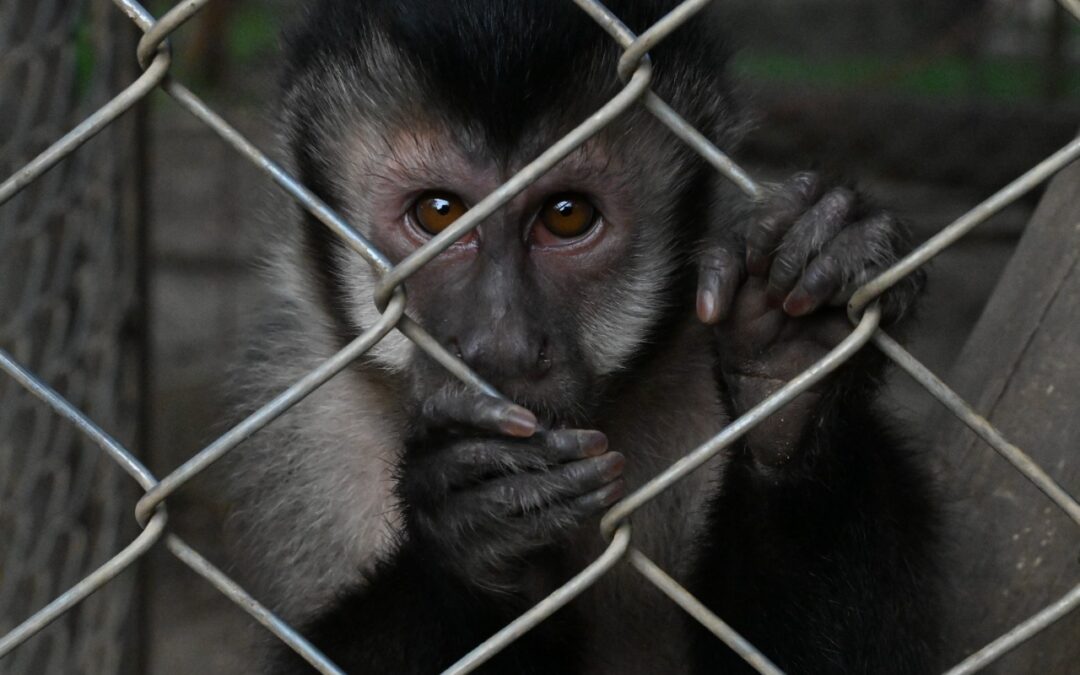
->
280;0;742;424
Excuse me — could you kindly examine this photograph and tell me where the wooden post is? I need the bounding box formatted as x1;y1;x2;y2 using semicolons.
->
934;145;1080;672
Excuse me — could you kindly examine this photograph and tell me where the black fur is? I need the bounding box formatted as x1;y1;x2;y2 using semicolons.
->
282;0;734;148
691;386;941;673
269;543;582;675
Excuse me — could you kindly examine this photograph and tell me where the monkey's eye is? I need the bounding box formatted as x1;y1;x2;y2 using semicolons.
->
412;191;468;235
539;194;598;239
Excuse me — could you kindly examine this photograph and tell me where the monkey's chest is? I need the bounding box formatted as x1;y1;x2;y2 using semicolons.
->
568;455;722;674
563;339;727;672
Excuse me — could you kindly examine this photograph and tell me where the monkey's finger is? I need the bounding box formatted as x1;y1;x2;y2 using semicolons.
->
537;429;609;463
783;212;901;318
513;480;626;544
422;390;537;437
697;246;744;324
405;433;549;498
436;433;610;497
417;432;609;494
523;480;627;539
745;172;821;277
442;439;549;477
465;479;627;563
477;452;625;516
766;187;855;307
570;479;626;512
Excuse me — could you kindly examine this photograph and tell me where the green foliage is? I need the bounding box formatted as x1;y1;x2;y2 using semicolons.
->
227;6;279;63
732;51;1080;103
73;12;96;101
72;4;1080;105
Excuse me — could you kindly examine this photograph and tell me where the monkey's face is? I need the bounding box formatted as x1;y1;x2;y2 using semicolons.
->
322;124;693;425
281;2;731;425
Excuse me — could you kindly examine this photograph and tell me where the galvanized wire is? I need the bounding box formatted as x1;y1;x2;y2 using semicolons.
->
2;0;1079;673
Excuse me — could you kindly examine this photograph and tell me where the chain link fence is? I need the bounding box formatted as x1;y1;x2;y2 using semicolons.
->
2;0;1080;673
0;1;143;673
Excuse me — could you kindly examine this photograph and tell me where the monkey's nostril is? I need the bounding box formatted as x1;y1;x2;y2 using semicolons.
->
449;339;464;361
535;339;553;375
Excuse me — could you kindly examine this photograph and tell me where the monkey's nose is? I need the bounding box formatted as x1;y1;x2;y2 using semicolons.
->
449;335;552;382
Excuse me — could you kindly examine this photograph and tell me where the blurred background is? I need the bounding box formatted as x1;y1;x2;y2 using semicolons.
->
1;0;1078;673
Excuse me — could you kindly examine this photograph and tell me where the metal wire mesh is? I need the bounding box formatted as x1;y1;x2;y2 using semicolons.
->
0;0;142;673
2;1;1080;673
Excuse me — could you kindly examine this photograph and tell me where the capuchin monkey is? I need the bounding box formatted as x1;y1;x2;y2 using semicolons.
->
226;0;939;672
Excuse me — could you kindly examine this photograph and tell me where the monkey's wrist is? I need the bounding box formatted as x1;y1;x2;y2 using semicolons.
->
725;373;822;469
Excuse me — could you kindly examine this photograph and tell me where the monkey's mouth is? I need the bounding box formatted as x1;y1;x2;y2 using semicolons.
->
410;361;596;430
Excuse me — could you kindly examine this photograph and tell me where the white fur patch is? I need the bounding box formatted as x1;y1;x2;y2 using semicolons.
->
339;252;416;371
578;233;679;375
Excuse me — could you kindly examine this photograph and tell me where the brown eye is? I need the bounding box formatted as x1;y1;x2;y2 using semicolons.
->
540;194;597;239
413;191;467;235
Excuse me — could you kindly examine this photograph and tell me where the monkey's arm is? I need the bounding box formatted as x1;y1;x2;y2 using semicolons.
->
269;543;575;674
690;390;940;674
689;173;940;673
697;171;924;466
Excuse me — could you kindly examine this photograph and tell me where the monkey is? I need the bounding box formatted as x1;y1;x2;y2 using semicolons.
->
224;1;940;673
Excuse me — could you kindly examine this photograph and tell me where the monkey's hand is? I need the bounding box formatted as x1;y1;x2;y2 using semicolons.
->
399;391;625;593
697;172;923;468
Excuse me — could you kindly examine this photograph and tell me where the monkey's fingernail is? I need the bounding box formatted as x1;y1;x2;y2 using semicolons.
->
600;479;626;506
500;407;538;437
599;452;625;481
583;431;608;457
783;289;816;316
697;289;718;324
746;251;769;277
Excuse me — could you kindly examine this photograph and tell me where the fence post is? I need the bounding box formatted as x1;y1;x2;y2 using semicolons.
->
935;135;1080;673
